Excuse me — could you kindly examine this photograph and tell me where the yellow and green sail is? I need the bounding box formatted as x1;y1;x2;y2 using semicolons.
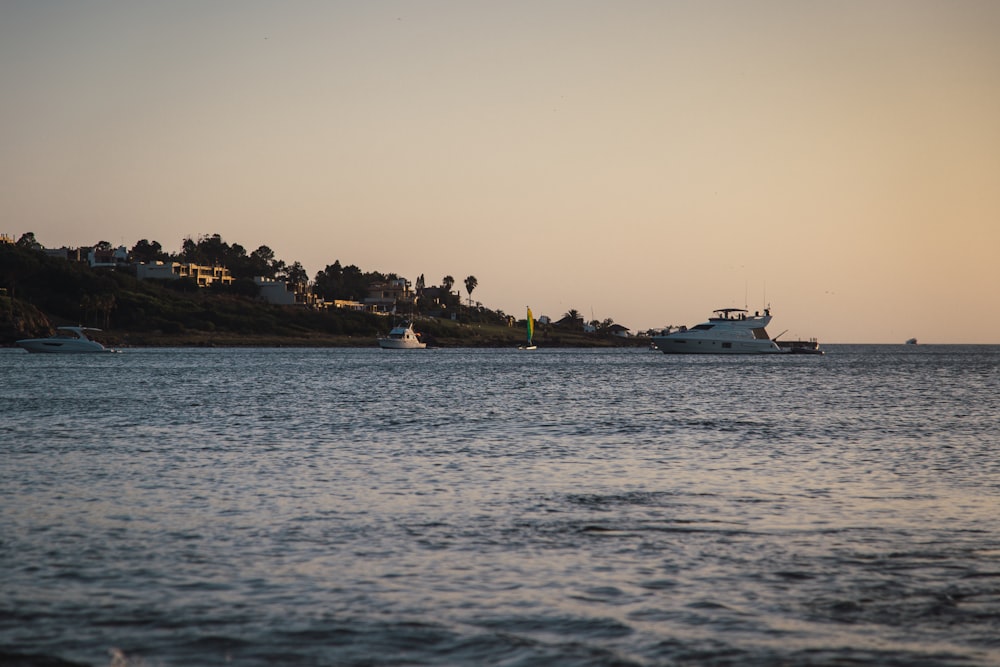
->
526;307;534;344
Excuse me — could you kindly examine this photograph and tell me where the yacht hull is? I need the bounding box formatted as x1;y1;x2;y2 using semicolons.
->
16;340;111;353
653;337;783;354
377;339;426;349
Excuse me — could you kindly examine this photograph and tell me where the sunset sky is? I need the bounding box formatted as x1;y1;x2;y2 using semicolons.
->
2;1;998;343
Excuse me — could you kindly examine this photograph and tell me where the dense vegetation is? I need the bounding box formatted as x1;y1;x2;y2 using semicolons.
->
0;241;374;345
2;235;640;347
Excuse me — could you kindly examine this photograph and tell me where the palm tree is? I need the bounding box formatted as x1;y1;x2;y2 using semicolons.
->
81;294;95;325
442;275;455;293
464;275;478;306
99;294;116;329
563;309;584;330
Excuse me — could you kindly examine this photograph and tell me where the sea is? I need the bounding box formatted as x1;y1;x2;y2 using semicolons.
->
1;345;999;667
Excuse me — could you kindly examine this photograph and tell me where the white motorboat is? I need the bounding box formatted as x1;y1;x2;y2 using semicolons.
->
652;308;784;354
377;322;427;349
16;326;116;353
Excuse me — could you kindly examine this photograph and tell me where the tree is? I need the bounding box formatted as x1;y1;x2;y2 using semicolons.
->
247;245;278;279
282;261;309;287
97;294;116;328
464;275;478;306
180;237;196;261
313;261;343;300
562;309;584;330
80;294;95;326
0;243;43;297
16;232;42;250
442;275;455;293
342;264;367;300
178;233;250;270
196;234;227;265
131;239;167;263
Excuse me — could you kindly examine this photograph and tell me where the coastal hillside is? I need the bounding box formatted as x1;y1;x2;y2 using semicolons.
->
0;242;642;348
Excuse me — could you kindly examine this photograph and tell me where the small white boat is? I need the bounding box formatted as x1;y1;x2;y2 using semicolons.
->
377;322;427;349
16;326;116;353
652;308;784;355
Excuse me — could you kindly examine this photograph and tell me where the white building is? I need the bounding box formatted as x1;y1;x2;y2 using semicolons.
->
89;245;129;268
254;277;296;305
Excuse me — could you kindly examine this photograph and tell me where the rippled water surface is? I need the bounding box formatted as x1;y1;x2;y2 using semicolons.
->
2;345;999;666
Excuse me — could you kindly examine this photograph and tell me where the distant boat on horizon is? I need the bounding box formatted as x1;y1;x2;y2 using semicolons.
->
906;338;918;345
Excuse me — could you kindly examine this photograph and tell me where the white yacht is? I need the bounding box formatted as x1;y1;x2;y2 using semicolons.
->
16;326;116;353
652;308;783;354
377;322;427;349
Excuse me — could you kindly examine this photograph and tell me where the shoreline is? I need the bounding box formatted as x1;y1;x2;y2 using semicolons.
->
3;331;651;350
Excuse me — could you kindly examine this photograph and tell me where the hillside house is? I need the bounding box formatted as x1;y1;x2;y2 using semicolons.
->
88;245;130;268
365;278;416;313
135;261;234;287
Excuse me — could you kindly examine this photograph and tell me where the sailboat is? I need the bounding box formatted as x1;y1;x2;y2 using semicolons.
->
519;307;537;350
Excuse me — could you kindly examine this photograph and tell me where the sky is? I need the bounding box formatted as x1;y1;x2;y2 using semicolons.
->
2;1;999;343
